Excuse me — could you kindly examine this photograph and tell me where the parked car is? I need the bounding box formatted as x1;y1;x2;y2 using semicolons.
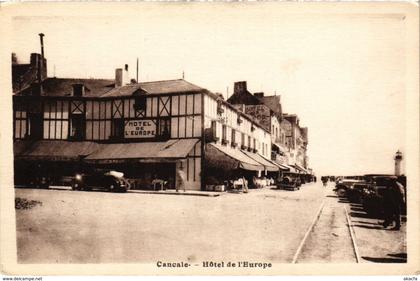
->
72;170;128;193
334;176;364;198
361;174;406;217
277;172;301;190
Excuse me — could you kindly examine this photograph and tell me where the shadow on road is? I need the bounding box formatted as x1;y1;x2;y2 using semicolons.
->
388;253;407;259
351;220;381;225
353;224;383;230
362;256;407;263
349;211;382;219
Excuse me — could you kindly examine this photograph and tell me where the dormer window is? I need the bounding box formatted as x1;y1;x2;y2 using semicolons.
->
134;95;146;111
72;84;85;97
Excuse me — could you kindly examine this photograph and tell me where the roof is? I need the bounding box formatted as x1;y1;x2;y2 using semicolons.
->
101;79;204;97
259;96;282;115
85;139;198;163
14;140;100;161
12;64;33;92
40;78;115;97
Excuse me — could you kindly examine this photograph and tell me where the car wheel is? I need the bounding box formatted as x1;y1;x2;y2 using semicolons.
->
337;188;346;197
108;184;115;192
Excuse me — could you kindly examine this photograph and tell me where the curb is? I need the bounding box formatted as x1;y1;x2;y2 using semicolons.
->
128;190;221;197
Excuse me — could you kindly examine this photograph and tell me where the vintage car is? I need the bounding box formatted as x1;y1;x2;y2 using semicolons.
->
334;176;364;198
72;170;129;193
277;172;302;191
361;174;406;217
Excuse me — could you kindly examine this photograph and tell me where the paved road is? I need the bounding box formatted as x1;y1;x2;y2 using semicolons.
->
15;183;325;263
14;181;406;264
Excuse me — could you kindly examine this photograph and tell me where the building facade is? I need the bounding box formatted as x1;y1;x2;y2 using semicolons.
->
13;53;282;191
227;81;310;174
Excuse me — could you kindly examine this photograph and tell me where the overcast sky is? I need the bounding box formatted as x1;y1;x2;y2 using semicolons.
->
11;4;407;176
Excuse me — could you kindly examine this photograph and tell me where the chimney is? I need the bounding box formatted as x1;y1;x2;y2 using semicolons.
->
234;81;247;94
115;68;123;87
72;84;85;97
123;64;129;85
39;33;45;59
30;53;40;67
38;33;47;82
254;92;264;98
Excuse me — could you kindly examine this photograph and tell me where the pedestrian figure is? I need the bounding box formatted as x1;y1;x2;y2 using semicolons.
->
176;168;186;192
321;176;327;187
242;177;249;193
381;177;405;230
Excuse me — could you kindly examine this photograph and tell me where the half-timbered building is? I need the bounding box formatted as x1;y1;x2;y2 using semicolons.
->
13;56;279;191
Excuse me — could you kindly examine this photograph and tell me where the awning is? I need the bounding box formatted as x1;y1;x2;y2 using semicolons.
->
259;154;292;172
85;139;198;164
240;150;278;172
282;164;298;173
276;163;291;171
14;140;100;161
206;143;263;172
293;163;307;173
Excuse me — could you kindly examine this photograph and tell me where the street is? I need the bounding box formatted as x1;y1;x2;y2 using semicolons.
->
15;182;406;264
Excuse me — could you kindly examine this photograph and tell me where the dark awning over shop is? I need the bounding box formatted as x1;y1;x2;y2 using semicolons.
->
85;139;198;164
293;163;308;173
276;163;291;171
240;150;278;172
206;143;264;172
14;140;100;161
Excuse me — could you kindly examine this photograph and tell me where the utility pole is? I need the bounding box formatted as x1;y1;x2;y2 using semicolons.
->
136;58;139;83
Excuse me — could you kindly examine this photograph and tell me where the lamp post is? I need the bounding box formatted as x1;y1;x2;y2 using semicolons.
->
394;150;403;176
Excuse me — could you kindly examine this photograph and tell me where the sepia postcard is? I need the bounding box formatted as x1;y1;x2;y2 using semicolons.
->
0;2;419;277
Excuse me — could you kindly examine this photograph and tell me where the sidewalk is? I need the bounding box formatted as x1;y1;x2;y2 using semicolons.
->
128;189;222;197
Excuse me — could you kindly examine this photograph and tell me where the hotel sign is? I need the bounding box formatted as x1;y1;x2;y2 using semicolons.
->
125;120;156;138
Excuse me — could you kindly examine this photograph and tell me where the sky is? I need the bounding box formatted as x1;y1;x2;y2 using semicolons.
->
11;4;408;176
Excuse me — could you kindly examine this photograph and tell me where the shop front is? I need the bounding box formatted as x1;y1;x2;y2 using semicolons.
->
13;140;100;186
84;139;200;190
204;143;279;190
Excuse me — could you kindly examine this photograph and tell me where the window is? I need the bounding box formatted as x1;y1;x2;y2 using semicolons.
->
241;133;245;148
69;113;86;140
222;125;227;140
211;120;217;138
158;118;171;139
248;136;251;148
272;125;274;134
134;96;146;111
111;118;124;139
221;125;228;145
253;138;256;150
231;129;236;144
28;112;43;140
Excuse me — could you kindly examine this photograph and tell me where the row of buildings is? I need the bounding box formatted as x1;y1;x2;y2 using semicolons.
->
12;35;312;191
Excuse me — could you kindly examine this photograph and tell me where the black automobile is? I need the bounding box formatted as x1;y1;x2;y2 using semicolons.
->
361;175;406;217
277;172;302;190
72;171;128;193
334;176;364;198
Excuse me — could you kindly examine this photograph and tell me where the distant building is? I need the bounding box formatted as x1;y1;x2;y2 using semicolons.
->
227;81;310;173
